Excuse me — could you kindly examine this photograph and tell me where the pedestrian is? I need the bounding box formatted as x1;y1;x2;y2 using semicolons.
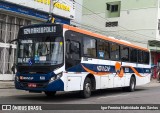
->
11;63;16;74
156;66;160;82
151;67;154;80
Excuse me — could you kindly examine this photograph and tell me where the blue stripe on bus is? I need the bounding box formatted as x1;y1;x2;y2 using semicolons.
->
66;63;151;73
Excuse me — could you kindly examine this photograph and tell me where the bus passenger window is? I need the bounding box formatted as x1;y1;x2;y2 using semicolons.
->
98;40;105;59
110;43;120;61
138;50;143;63
121;46;129;62
143;52;149;64
130;49;137;63
104;42;110;59
83;37;96;58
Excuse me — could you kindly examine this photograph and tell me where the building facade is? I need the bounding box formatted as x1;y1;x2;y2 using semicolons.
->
80;0;160;78
0;0;75;80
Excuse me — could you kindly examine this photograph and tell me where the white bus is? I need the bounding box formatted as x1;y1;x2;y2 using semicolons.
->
15;23;151;98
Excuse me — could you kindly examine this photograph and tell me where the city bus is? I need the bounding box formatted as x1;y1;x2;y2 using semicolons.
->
14;23;151;98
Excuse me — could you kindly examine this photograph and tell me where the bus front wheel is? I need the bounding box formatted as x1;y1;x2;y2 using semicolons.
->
80;78;92;98
44;91;56;97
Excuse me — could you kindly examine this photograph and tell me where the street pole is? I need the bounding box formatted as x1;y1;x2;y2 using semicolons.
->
49;0;53;15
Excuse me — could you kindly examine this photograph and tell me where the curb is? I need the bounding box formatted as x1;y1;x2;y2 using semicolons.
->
0;80;159;89
0;81;14;89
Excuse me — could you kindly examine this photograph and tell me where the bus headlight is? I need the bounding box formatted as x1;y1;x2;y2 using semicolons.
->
49;76;56;83
56;73;63;79
49;73;63;83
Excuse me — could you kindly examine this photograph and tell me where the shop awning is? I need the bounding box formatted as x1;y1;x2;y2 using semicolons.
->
148;40;160;52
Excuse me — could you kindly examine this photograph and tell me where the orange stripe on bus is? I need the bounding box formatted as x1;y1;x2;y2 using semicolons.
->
125;66;144;77
115;62;124;78
63;24;148;51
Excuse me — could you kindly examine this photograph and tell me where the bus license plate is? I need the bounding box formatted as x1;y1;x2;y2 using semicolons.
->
28;83;37;88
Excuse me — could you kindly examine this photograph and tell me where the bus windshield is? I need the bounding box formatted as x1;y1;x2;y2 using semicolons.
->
17;36;63;66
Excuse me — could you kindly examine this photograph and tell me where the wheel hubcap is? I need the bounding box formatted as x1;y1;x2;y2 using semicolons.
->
131;81;135;90
85;83;91;94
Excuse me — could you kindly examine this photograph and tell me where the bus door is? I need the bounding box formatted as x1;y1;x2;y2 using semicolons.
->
97;40;110;89
65;31;82;91
65;31;82;70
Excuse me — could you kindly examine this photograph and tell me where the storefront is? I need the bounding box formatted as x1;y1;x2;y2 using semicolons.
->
0;0;75;80
148;40;160;78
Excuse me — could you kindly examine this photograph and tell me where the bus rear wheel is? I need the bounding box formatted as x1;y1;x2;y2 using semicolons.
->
44;91;56;97
80;78;92;98
123;76;136;92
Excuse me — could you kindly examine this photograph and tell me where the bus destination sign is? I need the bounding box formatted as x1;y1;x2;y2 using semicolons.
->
23;26;56;35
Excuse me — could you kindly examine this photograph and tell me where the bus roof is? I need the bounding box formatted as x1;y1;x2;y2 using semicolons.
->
63;24;148;52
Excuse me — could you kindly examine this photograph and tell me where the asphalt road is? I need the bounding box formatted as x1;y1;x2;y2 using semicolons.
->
0;85;160;113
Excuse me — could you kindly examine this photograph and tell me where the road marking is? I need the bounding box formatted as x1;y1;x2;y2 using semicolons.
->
97;94;129;99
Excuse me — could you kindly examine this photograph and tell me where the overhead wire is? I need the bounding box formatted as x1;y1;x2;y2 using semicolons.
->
74;1;155;41
64;1;148;44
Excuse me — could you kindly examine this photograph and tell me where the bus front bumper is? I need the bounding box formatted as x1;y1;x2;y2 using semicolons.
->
15;79;64;92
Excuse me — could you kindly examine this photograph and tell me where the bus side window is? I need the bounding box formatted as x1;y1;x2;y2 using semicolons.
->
65;40;81;69
70;40;80;59
98;40;105;59
104;42;110;59
66;40;70;57
121;46;129;62
143;51;149;64
138;50;143;63
130;48;137;63
98;40;110;59
110;43;120;61
83;36;96;58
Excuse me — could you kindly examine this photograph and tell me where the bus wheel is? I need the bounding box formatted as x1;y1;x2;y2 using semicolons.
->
123;76;136;92
44;91;56;97
80;78;92;98
128;76;136;92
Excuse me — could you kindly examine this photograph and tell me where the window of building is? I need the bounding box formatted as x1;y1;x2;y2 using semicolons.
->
110;43;119;60
6;16;15;43
111;5;118;12
106;21;118;27
130;49;137;63
106;1;121;18
83;36;96;58
121;46;129;62
0;13;32;75
106;4;119;12
158;19;160;35
0;14;7;43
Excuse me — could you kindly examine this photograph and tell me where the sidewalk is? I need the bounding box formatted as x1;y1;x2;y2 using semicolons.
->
0;81;14;89
141;79;160;87
0;79;159;89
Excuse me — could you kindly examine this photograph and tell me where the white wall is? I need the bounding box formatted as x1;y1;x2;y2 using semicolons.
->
81;0;159;48
71;0;83;26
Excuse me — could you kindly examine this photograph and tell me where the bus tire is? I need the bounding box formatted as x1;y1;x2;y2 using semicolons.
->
128;76;136;92
44;91;56;97
123;76;136;92
80;78;92;98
